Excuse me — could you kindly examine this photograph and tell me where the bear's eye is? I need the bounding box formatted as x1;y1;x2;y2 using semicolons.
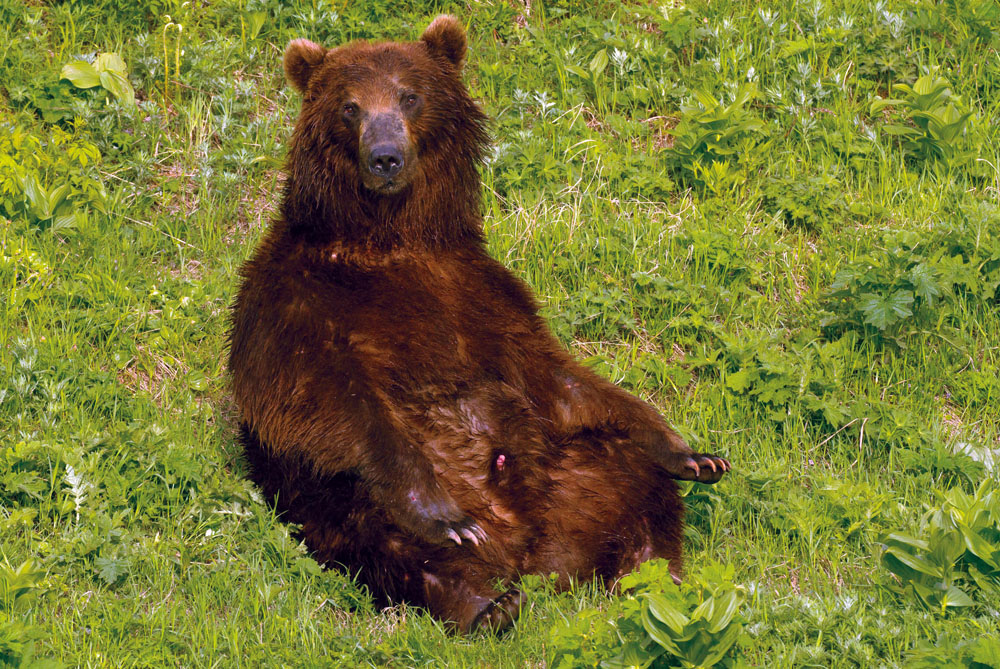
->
342;103;359;120
402;93;419;109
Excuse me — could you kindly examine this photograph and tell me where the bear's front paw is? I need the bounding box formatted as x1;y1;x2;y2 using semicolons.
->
663;452;731;484
398;486;488;547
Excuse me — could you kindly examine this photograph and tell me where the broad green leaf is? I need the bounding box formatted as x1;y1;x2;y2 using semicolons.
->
644;593;688;634
691;89;720;110
829;267;862;293
700;622;743;666
908;263;941;304
51;210;79;232
908;74;951;99
908;579;937;608
957;521;1000;568
690;597;715;623
778;38;812;59
589;49;608;77
884;546;941;577
51;198;78;231
186;369;210;391
725;368;752;392
680;623;712;662
970;637;1000;666
99;69;136;105
94;556;127;585
61;60;101;88
707;589;745;633
729;82;758;108
859;290;913;330
929;527;965;565
21;174;48;216
95;52;127;75
939;584;974;608
869;98;907;114
47;184;71;209
601;640;662;669
640;605;683;655
968;565;1000;592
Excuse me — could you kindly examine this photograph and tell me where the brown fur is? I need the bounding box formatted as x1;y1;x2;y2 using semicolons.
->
229;15;730;633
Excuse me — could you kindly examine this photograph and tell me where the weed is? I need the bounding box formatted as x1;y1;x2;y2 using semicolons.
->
870;72;975;169
61;52;136;106
881;482;1000;613
668;82;765;193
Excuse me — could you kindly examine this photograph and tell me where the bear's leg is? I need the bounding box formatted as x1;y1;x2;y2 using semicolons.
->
522;431;688;587
419;571;523;633
536;365;731;484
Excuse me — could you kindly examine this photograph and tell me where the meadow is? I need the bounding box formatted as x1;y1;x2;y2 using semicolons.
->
1;0;999;666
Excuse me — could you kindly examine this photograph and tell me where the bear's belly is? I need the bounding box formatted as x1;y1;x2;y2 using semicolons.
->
410;383;553;535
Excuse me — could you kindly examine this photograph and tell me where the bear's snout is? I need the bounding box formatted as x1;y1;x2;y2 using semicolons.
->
360;112;413;193
368;145;404;179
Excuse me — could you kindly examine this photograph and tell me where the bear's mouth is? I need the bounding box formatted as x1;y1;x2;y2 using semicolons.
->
366;176;409;195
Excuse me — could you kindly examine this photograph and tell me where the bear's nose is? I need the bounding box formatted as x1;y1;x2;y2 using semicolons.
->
368;145;404;179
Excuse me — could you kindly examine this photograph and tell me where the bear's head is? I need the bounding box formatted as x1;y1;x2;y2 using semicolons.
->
281;16;488;246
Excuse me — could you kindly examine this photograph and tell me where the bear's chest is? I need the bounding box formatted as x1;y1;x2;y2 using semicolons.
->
310;251;535;384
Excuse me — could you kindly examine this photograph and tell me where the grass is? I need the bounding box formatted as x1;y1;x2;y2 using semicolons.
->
2;0;1000;666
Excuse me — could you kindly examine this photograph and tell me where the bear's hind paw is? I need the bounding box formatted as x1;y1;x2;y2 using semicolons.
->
660;452;731;484
468;588;523;634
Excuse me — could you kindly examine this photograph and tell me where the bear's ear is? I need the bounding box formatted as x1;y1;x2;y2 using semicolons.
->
284;38;327;93
421;15;467;69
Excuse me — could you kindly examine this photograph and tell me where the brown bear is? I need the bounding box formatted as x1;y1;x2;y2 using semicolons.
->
229;15;730;633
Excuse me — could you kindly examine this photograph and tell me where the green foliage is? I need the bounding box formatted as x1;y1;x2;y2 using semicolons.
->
548;561;746;669
881;482;1000;613
0;122;106;233
905;634;1000;668
61;52;136;106
668;83;765;194
762;168;849;231
0;560;59;668
821;213;1000;342
871;72;975;169
625;577;746;668
907;0;1000;48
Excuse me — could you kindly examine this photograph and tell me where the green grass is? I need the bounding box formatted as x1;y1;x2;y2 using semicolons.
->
2;0;1000;666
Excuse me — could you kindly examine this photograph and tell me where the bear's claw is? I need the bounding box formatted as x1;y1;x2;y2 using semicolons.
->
397;484;487;547
660;452;731;484
469;588;523;634
445;522;486;546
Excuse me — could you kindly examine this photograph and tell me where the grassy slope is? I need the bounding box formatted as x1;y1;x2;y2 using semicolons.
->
1;0;999;666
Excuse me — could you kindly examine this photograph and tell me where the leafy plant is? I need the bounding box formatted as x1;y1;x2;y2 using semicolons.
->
549;561;747;669
870;72;975;169
820;218;1000;342
881;481;1000;613
60;53;136;106
761;168;849;231
7;80;82;125
0;559;58;668
612;562;746;669
668;83;765;193
0;121;106;232
905;634;1000;668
